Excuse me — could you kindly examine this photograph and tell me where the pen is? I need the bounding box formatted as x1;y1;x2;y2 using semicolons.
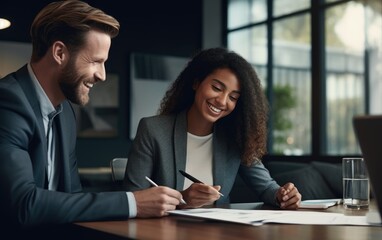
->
178;170;224;197
145;176;187;205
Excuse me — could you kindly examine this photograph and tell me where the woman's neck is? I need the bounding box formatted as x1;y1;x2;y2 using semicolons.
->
187;107;214;136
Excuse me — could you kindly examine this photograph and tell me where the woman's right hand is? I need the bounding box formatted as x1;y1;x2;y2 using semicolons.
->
179;183;221;208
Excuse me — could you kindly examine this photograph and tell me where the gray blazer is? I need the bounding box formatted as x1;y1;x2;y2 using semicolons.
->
125;111;280;205
0;65;129;227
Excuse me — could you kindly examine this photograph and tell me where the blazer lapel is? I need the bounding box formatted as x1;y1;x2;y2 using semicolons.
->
55;104;71;192
212;124;229;188
173;111;188;190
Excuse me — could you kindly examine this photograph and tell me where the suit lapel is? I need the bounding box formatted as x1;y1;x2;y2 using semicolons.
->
55;103;71;192
173;111;188;190
212;124;229;188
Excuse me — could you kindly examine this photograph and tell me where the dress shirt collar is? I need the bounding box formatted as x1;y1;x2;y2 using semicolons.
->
27;63;61;121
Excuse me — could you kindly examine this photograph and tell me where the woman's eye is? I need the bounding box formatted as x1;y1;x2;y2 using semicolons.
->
212;85;222;91
230;96;239;101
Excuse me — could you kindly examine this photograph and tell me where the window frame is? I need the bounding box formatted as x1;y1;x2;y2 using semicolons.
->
224;0;373;163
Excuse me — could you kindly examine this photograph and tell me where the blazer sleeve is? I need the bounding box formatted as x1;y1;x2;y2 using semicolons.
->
238;161;281;206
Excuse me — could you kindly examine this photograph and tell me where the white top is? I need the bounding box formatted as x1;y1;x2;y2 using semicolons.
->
183;132;213;189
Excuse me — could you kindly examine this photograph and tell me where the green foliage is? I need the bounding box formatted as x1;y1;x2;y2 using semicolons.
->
272;85;296;130
271;85;297;154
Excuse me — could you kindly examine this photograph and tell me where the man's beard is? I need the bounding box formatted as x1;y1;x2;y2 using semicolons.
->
59;60;90;106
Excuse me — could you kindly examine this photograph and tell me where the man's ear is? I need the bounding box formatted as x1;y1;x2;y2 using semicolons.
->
52;41;67;65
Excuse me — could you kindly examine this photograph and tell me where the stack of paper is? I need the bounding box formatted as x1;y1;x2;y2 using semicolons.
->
299;198;342;209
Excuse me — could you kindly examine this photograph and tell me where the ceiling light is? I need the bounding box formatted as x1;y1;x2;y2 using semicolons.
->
0;18;11;30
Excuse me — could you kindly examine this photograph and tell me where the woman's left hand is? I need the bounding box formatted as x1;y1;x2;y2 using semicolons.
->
276;182;301;209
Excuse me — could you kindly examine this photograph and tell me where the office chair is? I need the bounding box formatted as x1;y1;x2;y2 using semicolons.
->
110;158;128;182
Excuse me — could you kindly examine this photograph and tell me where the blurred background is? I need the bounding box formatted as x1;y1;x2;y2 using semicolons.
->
1;0;381;171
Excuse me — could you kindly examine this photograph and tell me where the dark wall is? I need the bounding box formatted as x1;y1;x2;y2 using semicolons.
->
0;0;203;167
79;1;203;167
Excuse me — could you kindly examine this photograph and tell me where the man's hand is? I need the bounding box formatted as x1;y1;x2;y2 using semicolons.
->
133;186;184;218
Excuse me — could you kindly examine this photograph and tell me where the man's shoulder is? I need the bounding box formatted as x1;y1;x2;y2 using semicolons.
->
0;72;28;106
0;71;18;88
0;66;30;96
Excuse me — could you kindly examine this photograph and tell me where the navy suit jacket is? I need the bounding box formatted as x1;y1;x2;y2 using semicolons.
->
125;111;280;205
0;65;129;227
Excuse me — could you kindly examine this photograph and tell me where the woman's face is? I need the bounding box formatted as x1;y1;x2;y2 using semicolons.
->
191;68;241;126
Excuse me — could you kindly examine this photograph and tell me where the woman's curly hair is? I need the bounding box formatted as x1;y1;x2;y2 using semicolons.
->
158;47;269;166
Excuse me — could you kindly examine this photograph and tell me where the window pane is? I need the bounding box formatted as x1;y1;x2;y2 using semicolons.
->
272;14;311;155
326;0;341;3
227;26;268;87
228;0;267;29
365;0;382;114
325;2;366;155
273;0;310;17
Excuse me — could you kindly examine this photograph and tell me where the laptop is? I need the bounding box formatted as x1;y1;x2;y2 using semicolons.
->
353;115;382;224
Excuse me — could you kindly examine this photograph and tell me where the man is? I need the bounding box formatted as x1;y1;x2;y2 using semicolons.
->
0;0;183;230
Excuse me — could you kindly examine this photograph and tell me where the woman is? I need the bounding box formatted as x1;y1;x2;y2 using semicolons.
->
125;47;301;209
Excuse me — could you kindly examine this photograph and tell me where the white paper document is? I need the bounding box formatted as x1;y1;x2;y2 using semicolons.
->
168;208;374;226
299;198;342;209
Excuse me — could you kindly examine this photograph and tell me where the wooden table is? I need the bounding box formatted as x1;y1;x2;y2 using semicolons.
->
74;201;382;240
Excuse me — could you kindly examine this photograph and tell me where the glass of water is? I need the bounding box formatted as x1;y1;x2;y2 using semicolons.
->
342;158;369;209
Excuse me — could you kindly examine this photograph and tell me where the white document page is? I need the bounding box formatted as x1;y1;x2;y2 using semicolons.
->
299;198;342;209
